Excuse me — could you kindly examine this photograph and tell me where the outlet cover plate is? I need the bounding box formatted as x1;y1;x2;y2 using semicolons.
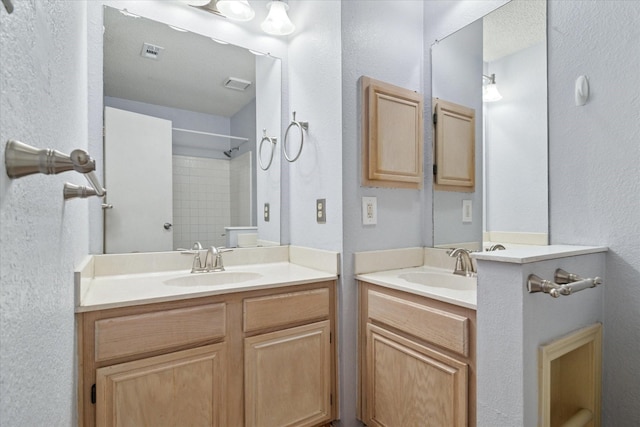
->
317;199;326;224
362;196;377;225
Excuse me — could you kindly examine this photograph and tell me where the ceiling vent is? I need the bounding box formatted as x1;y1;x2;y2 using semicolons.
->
224;77;252;91
140;42;164;60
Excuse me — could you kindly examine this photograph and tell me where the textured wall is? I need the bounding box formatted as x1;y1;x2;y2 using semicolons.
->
287;0;343;252
0;1;88;425
547;1;640;424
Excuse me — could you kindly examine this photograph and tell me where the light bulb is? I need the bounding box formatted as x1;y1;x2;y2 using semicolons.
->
261;1;295;36
217;0;255;22
483;83;502;102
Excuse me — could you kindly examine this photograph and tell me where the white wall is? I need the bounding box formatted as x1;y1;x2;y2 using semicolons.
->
0;2;88;424
287;0;342;252
547;1;640;424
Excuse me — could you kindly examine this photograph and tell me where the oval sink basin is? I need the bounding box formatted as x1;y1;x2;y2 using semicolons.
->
398;271;476;291
164;272;262;287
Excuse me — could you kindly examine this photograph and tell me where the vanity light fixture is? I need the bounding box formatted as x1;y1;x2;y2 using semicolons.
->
261;0;295;36
216;0;255;22
482;73;503;102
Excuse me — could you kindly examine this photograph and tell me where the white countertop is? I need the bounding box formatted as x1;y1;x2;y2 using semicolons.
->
357;266;477;309
77;262;337;312
472;244;608;264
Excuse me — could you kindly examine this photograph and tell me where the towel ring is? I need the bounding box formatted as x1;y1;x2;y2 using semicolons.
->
283;111;308;163
258;129;277;171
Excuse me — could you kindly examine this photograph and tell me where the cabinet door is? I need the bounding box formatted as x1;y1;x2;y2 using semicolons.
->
95;343;226;427
365;324;468;427
433;98;476;192
245;320;332;427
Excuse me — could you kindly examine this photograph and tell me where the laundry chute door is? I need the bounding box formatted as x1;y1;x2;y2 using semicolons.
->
104;106;173;253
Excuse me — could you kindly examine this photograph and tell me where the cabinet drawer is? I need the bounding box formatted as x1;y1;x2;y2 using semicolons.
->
95;303;226;362
244;288;330;333
367;289;469;356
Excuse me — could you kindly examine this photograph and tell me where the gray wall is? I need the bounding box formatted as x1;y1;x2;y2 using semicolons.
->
547;1;640;424
0;2;88;424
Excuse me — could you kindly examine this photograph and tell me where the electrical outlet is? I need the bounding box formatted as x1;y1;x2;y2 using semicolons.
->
462;200;472;223
317;199;326;224
264;203;270;222
362;196;377;225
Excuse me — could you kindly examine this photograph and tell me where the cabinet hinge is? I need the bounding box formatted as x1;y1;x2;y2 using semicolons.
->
433;164;438;175
433;112;437;125
91;384;96;405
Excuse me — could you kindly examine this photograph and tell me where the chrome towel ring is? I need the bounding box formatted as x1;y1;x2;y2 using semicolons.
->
258;129;277;171
283;111;309;163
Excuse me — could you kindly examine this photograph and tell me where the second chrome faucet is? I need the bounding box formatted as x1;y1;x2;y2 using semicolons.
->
447;248;476;277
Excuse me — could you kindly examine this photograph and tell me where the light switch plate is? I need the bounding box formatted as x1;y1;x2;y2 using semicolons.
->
362;196;377;225
317;199;326;224
462;199;472;223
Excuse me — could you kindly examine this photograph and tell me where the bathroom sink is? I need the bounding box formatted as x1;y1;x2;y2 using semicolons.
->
398;271;476;290
164;272;262;287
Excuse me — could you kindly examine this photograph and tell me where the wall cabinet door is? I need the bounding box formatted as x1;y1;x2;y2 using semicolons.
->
244;320;332;427
364;324;468;427
95;343;226;427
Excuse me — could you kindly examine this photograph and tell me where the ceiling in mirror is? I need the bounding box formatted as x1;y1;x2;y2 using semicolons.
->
104;7;256;118
102;6;282;254
432;0;548;251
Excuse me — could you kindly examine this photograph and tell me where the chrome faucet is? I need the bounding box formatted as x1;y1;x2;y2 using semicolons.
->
487;244;506;251
447;248;476;277
180;243;232;273
204;246;231;272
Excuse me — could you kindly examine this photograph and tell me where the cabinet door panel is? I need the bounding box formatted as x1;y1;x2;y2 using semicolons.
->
365;324;467;427
245;320;331;427
96;344;225;427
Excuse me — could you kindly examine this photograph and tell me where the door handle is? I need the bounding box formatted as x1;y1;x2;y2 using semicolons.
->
164;222;172;230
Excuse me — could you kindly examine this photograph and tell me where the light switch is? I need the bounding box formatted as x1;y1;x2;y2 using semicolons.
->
264;203;270;222
362;197;377;225
462;200;472;223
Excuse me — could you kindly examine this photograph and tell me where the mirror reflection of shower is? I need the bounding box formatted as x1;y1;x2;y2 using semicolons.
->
224;146;239;158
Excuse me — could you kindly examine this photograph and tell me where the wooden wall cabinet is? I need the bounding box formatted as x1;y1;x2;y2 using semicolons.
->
433;98;476;192
358;282;476;427
78;281;337;427
362;76;424;189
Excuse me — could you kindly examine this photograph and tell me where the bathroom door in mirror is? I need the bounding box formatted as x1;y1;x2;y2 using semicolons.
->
104;107;173;253
431;0;548;250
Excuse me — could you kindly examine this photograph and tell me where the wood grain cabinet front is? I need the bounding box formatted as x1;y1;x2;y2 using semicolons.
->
358;282;476;427
78;281;337;427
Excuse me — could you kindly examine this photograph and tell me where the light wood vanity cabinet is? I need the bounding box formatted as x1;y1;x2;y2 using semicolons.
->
358;282;476;427
78;281;337;427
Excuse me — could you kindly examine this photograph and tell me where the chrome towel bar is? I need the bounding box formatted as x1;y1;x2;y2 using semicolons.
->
283;111;308;163
527;269;602;298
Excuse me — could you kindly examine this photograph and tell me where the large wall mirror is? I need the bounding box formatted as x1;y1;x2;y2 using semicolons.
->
102;6;281;254
432;0;548;250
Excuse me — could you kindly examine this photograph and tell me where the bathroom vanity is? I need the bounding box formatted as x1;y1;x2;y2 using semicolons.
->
354;248;477;427
357;281;476;427
76;247;338;427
